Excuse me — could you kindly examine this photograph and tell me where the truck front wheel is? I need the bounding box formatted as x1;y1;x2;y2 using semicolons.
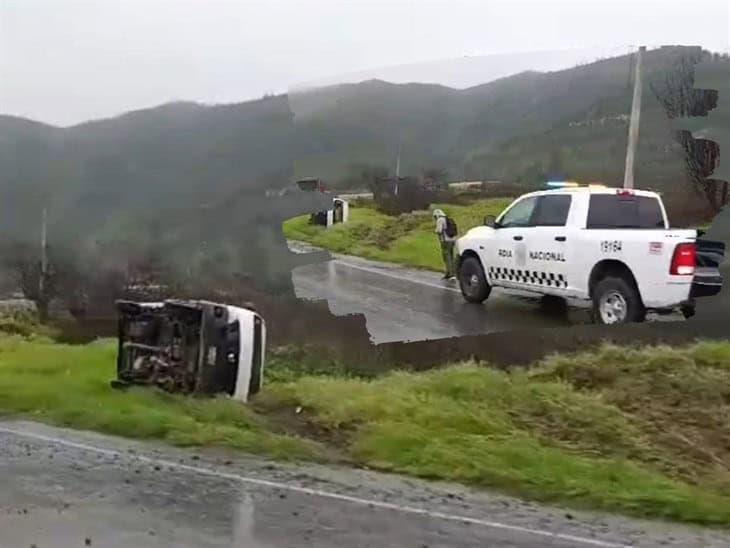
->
458;256;491;303
591;276;645;325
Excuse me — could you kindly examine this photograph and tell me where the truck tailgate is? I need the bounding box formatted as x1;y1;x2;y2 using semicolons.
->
692;239;725;298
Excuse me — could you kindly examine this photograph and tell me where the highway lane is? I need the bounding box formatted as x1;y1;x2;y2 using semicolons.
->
2;421;726;548
289;243;679;344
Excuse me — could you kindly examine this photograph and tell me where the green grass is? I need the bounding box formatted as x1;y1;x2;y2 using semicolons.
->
2;333;730;524
261;341;730;524
283;199;511;271
0;336;322;460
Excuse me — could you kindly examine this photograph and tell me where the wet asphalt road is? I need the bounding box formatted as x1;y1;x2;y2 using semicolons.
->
289;243;679;344
2;421;727;548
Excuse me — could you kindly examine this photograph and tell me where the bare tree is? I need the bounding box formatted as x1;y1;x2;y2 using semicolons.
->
649;52;726;214
4;242;72;322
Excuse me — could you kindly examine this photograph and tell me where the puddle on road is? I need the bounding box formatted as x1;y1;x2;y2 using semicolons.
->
0;487;271;548
291;261;683;344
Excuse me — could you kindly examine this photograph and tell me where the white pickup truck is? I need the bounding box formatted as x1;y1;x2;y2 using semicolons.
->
455;185;724;324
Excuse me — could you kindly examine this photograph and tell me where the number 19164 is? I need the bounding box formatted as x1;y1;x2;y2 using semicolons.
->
601;240;622;253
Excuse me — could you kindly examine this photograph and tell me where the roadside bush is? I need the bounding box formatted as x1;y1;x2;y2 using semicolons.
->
0;309;58;338
0;316;36;337
369;177;434;215
349;197;375;209
368;212;429;250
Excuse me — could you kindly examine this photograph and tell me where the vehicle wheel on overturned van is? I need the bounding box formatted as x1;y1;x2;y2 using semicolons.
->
591;276;645;325
458;256;491;303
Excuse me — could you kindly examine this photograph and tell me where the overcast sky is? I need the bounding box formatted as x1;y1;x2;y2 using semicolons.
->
1;0;728;126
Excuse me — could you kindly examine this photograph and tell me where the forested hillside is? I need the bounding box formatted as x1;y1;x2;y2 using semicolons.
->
0;45;725;249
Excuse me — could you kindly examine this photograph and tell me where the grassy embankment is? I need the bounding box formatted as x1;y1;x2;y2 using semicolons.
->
283;198;510;271
1;329;730;524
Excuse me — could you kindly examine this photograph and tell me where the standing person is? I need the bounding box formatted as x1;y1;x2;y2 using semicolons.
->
433;209;457;279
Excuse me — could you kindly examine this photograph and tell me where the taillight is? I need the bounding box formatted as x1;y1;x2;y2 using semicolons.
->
670;242;696;276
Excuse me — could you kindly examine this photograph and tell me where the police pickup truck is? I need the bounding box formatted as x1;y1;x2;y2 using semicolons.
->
455;184;724;324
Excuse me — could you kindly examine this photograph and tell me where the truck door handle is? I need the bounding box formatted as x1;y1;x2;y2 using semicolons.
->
513;235;523;241
555;236;566;242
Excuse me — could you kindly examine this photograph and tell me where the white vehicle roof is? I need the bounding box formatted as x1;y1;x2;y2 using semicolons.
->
519;186;661;200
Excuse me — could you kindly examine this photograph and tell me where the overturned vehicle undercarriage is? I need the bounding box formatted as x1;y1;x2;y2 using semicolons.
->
113;299;266;402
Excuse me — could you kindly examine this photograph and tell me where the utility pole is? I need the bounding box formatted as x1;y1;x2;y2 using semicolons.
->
39;207;48;297
623;46;645;189
394;143;401;196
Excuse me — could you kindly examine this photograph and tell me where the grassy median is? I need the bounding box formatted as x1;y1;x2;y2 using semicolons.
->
1;335;729;524
282;198;511;270
0;336;323;460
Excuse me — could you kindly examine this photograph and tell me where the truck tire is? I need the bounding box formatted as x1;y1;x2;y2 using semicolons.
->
458;256;491;303
681;302;696;319
591;276;645;325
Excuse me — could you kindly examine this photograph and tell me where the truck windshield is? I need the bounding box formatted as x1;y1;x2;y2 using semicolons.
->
586;195;666;229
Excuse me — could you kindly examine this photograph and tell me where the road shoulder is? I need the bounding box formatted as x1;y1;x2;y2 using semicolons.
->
2;420;727;548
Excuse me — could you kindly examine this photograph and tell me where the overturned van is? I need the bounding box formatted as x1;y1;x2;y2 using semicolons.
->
296;177;350;228
113;299;265;402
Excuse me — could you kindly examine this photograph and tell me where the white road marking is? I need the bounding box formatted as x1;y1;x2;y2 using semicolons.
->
333;260;462;293
0;426;629;548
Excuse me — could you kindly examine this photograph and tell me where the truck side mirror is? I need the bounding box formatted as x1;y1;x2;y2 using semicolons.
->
484;214;497;228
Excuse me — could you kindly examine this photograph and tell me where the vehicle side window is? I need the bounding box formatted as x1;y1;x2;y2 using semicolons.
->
498;196;538;228
530;195;572;227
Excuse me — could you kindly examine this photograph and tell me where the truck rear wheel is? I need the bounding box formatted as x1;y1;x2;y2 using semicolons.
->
591;276;645;325
458;256;491;303
681;302;696;319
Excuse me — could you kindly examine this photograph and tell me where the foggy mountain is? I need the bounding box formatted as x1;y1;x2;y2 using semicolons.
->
0;46;720;246
291;46;635;92
0;96;296;245
289;46;701;188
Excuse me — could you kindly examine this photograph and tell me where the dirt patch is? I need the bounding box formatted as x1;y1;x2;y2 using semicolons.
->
252;399;354;463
